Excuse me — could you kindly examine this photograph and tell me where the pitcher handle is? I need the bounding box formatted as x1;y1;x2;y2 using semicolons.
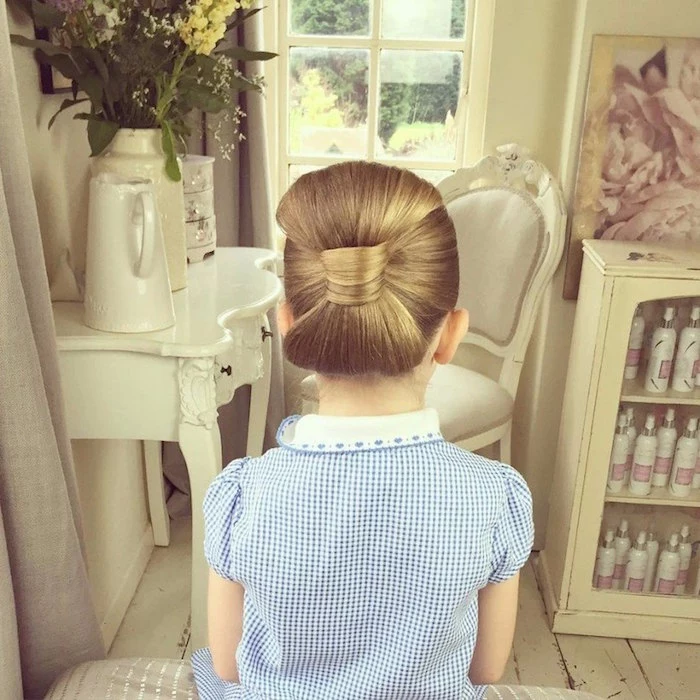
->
134;190;156;279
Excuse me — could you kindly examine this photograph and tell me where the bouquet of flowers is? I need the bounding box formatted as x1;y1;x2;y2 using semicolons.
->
11;0;276;180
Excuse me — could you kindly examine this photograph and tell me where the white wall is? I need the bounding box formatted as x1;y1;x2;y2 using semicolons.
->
9;6;151;646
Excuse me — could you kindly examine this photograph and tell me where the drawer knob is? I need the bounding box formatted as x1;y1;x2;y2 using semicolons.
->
220;365;232;376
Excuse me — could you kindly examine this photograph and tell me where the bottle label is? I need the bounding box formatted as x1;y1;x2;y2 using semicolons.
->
596;575;613;589
626;348;641;366
614;563;625;580
627;577;644;592
610;462;626;481
659;360;672;379
678;568;689;586
653;456;672;475
675;467;694;486
657;578;675;594
632;463;652;481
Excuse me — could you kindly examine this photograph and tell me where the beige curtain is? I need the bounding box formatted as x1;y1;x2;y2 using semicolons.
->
0;3;104;697
164;9;284;514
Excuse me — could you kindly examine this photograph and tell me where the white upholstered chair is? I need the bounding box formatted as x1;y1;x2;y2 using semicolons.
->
300;144;566;463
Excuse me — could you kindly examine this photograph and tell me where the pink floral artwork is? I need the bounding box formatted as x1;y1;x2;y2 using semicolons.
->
566;36;700;299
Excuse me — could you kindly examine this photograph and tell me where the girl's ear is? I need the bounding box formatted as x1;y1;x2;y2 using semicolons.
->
434;309;469;365
277;301;294;337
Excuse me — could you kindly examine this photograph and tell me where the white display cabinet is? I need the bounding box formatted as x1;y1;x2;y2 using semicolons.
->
538;240;700;643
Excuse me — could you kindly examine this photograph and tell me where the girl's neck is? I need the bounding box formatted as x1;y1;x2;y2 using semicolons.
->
316;374;427;417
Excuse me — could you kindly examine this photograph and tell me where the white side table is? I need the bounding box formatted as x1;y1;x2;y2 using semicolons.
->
53;247;282;651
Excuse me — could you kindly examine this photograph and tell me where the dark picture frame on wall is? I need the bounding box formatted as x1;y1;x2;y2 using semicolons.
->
565;34;700;299
33;25;72;95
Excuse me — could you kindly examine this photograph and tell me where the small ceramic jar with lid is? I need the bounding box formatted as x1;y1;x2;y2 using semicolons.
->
182;155;216;263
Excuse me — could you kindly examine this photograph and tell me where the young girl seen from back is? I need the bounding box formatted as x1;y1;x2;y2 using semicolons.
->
192;162;534;700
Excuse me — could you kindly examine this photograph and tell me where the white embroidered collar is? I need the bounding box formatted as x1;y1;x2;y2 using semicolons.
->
278;408;442;452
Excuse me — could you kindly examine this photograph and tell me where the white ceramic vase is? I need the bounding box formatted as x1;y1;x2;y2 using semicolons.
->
91;129;188;291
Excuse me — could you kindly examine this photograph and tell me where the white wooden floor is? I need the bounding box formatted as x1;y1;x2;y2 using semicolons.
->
111;519;699;699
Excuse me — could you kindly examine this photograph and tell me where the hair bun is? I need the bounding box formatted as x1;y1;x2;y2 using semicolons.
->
321;242;389;306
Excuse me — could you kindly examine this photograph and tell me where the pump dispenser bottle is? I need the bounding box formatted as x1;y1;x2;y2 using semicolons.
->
653;408;677;487
613;520;631;590
625;306;646;380
643;530;659;593
625;407;637;481
645;306;677;393
672;305;700;392
630;414;657;496
676;525;692;595
607;413;629;493
655;534;681;594
594;529;616;589
670;417;699;497
624;532;648;592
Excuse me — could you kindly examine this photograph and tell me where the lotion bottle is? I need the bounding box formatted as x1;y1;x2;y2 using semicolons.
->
693;437;700;490
652;408;677;487
643;529;659;593
613;519;631;590
594;529;616;589
671;305;700;392
607;413;629;493
669;417;699;497
625;407;637;480
629;414;657;496
655;534;681;594
645;306;677;393
676;524;692;594
625;306;646;380
624;532;648;592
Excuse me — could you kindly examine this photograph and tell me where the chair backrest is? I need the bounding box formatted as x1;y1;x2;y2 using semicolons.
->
437;144;566;397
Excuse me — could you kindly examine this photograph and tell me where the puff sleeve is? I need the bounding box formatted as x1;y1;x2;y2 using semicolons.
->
203;458;248;581
489;467;534;584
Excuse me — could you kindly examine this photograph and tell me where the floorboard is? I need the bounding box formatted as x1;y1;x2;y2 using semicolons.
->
109;517;191;659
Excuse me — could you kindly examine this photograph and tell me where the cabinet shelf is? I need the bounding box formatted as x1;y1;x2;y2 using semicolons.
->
592;588;699;600
620;378;700;405
605;487;700;508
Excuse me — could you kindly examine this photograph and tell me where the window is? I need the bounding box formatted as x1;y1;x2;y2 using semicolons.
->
267;0;475;203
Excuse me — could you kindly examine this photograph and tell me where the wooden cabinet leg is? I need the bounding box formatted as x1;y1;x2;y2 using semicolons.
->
143;440;171;547
178;421;222;652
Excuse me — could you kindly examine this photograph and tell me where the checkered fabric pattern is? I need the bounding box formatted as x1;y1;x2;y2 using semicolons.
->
192;409;534;699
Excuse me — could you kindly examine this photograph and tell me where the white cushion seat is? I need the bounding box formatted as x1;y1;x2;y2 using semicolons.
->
426;363;513;443
44;658;198;699
300;365;513;445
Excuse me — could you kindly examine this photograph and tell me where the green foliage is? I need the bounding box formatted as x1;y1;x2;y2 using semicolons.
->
10;0;277;180
290;0;369;36
289;0;464;151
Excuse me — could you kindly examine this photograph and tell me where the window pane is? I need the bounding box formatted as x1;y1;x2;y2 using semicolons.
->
411;169;454;185
381;0;466;39
289;48;370;157
377;50;462;162
289;164;322;185
290;0;370;37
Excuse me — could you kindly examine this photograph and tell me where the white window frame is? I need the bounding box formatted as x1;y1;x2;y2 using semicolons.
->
262;0;479;207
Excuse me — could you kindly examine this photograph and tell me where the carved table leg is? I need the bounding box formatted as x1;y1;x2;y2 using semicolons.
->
178;357;223;651
246;315;272;458
143;440;171;546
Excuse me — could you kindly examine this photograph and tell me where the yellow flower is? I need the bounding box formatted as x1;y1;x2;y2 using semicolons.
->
179;0;252;55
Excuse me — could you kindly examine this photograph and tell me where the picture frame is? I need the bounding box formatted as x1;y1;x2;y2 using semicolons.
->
34;25;72;94
564;34;700;300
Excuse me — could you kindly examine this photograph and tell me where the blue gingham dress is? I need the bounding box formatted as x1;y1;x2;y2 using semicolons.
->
192;409;534;700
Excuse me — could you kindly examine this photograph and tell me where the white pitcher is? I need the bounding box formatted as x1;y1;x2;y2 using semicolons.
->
84;173;176;333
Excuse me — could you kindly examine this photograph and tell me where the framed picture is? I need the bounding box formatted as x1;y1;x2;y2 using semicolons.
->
34;25;72;94
564;35;700;299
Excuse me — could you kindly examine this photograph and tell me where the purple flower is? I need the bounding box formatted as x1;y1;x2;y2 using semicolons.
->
45;0;86;12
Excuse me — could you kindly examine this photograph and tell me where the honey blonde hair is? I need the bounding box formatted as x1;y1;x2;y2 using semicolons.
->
277;161;459;376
